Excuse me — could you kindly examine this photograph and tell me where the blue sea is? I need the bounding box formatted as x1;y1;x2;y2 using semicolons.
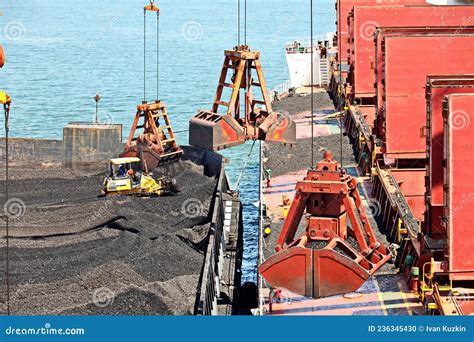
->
0;0;335;283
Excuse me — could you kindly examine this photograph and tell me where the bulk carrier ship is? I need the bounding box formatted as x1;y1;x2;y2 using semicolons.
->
257;0;474;316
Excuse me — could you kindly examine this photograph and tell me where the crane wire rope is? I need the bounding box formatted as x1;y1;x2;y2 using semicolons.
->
143;2;160;102
157;10;160;100
144;9;146;101
234;0;254;193
238;0;240;45
310;0;314;167
244;0;247;45
235;140;257;191
4;102;10;315
237;0;248;45
337;0;345;168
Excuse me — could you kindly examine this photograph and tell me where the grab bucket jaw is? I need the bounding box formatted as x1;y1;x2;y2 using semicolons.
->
120;144;182;170
259;247;370;298
121;101;182;169
260;111;297;145
189;110;246;151
189;110;297;151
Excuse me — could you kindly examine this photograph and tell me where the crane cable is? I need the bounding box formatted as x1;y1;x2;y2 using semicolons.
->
144;9;146;101
310;0;314;167
3;100;11;315
237;0;247;45
232;2;258;240
244;0;247;45
143;2;160;102
337;0;344;168
238;0;240;45
157;10;160;100
234;0;253;192
235;140;256;191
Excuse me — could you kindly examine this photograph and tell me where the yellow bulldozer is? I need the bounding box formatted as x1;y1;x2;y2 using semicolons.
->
102;157;178;197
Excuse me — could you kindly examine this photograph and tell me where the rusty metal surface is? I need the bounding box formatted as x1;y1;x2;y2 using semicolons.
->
444;94;474;281
259;247;370;298
381;34;474;159
426;75;474;236
188;46;296;151
121;100;182;169
259;153;390;299
349;6;474;99
189;111;245;151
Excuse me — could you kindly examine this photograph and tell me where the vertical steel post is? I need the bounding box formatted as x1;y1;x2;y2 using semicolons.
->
94;94;100;123
4;101;10;315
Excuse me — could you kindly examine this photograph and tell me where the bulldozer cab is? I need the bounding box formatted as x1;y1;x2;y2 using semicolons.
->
109;157;141;181
102;157;143;196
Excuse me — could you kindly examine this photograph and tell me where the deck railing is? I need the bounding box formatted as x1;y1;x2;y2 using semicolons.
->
269;80;292;99
195;166;229;315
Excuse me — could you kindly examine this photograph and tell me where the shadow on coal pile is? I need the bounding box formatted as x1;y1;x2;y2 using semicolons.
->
0;160;218;315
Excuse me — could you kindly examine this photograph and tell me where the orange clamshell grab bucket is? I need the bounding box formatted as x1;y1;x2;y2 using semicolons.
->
259;152;391;299
189;46;296;152
259;247;371;298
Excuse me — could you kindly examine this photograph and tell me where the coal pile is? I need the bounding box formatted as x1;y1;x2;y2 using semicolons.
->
265;135;356;177
270;92;356;177
0;159;217;315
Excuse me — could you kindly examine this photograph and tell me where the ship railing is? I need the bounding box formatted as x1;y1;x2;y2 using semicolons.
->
257;142;266;315
285;35;329;50
196;166;229;315
270;80;292;99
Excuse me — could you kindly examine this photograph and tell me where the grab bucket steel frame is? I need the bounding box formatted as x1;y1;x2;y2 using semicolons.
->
189;46;296;151
259;153;391;298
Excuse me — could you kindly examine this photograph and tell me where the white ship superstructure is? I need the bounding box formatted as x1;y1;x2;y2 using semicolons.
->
285;33;336;88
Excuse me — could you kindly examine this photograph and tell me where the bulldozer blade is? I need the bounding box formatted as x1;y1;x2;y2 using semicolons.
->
260;111;297;145
259;247;370;298
189;110;246;151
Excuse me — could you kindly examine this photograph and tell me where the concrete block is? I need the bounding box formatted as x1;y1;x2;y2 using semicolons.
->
63;122;122;168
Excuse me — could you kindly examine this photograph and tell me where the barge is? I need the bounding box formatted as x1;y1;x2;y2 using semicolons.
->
0;126;245;315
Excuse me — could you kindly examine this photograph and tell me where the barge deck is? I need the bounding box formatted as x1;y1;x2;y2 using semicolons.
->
0;136;244;315
258;88;424;316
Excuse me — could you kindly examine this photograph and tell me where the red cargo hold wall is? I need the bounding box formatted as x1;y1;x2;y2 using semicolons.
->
381;34;474;159
336;0;427;65
444;93;474;281
375;28;474;116
391;169;426;220
426;76;474;236
349;5;474;99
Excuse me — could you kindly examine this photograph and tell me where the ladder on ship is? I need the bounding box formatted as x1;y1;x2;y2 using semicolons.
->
319;58;329;86
223;196;240;250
